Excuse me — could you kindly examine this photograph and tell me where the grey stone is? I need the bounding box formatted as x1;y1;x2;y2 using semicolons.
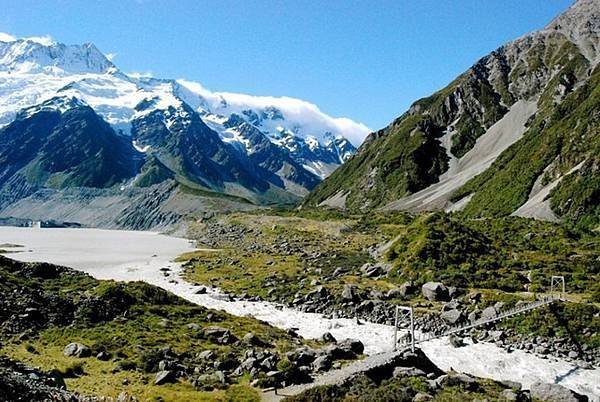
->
386;288;403;299
63;343;91;358
96;351;110;361
441;309;463;325
399;281;416;297
312;355;332;372
341;284;357;302
321;332;337;343
242;332;261;346
413;392;433;401
500;380;522;390
468;308;480;323
338;338;364;355
198;350;216;360
501;389;518;401
481;306;497;320
449;334;465;348
154;370;175;385
421;282;449;301
393;366;426;377
529;381;587;402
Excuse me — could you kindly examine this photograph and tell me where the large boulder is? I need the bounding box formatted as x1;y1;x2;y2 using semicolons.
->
441;309;463;325
242;332;262;346
312;355;332;372
341;284;358;302
204;326;237;345
481;306;497;320
529;382;588;402
63;343;91;358
399;281;416;297
154;370;176;385
360;263;391;278
286;347;317;365
421;282;449;301
338;338;364;356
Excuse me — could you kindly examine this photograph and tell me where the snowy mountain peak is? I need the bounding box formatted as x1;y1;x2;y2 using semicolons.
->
0;37;114;74
174;79;370;148
17;96;88;119
0;33;369;193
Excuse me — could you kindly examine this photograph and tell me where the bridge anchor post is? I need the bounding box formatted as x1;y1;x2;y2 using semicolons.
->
394;305;414;352
550;275;565;301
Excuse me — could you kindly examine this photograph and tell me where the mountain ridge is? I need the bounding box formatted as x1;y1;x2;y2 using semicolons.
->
304;0;599;229
0;32;367;224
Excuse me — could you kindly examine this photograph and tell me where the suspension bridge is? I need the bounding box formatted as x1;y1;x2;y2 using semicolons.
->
263;276;566;401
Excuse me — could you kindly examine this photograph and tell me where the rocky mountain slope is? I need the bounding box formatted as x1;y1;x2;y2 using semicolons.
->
304;0;599;230
0;34;366;228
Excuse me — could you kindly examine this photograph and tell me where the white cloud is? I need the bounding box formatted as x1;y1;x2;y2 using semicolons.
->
106;52;117;61
0;32;55;46
24;35;55;46
176;79;372;146
0;32;16;42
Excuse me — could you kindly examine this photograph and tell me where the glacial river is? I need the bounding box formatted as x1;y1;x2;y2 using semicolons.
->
0;227;598;400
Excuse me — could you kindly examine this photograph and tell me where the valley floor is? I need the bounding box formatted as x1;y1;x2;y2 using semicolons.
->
0;221;598;400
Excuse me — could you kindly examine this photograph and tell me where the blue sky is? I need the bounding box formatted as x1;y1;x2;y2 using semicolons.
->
0;0;573;130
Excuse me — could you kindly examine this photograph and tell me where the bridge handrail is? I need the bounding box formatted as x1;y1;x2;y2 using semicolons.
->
402;295;560;346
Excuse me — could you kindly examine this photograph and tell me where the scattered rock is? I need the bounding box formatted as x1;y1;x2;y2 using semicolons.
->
63;343;91;358
413;392;433;401
312;355;332;372
421;282;449;301
242;332;262;346
96;351;110;361
198;350;216;360
501;389;518;401
154;370;176;385
204;326;237;344
341;284;358;302
393;366;426;377
441;309;463;325
448;334;465;348
321;332;337;343
481;306;497;320
338;338;364;356
529;381;587;402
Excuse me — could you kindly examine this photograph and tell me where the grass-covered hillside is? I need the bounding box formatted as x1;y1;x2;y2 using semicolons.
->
0;256;321;401
452;60;599;229
384;213;600;296
184;210;599;303
303;3;599;231
182;210;599;356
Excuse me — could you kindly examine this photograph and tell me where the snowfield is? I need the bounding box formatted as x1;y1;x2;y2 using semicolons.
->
0;227;597;400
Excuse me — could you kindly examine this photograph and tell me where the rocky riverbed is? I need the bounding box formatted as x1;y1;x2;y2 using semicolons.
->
1;226;598;399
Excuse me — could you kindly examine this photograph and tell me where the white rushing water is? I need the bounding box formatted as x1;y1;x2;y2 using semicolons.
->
0;227;598;400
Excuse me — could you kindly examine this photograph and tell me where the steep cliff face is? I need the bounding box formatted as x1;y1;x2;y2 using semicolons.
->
305;0;599;228
0;98;137;208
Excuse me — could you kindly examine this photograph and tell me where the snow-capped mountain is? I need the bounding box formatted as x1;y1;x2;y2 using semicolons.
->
0;38;114;74
0;33;371;227
0;35;368;184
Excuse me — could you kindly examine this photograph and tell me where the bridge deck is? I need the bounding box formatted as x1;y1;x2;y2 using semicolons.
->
262;295;560;401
